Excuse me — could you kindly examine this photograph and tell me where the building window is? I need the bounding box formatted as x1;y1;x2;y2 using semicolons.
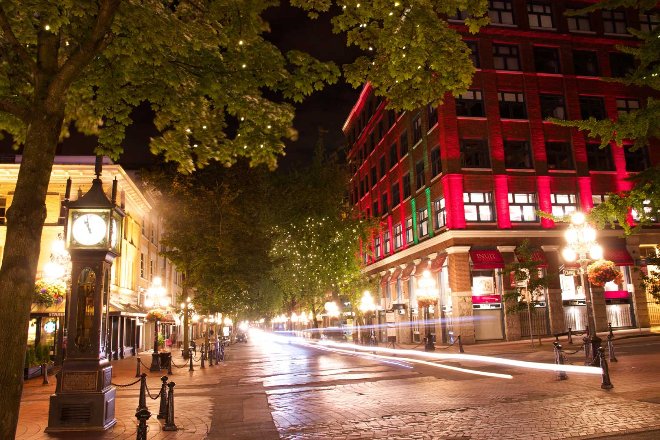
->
504;140;533;169
372;201;379;217
489;0;515;25
384;230;391;255
455;90;484;117
616;98;640;115
412;113;423;144
498;92;527;119
527;2;553;28
546;141;574;170
639;12;659;32
540;94;566;119
400;130;409;156
580;96;606;120
568;11;592;32
389;142;398;168
149;258;154;281
415;160;425;190
0;197;6;224
592;194;609;206
418;208;429;237
464;192;495;222
533;46;560;73
434;197;446;229
602;10;627;34
625;146;650;172
394;223;403;249
140;253;145;278
431;146;441;177
551;194;577;217
466;41;480;68
609;52;635;78
379;155;387;178
388;110;396;127
405;217;414;243
428;104;438;129
370;167;377;187
374;236;381;259
573;50;599;76
493;44;520;70
587;143;614;171
381;193;389;214
392;182;401;207
461;139;491;168
508;193;538;222
403;173;411;199
450;9;470;21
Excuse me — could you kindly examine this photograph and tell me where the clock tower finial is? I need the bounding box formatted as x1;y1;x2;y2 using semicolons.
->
95;155;103;178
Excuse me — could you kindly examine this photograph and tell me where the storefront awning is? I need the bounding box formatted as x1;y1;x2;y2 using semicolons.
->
515;247;548;268
430;254;448;272
470;249;505;270
401;264;416;280
30;302;66;317
604;247;634;266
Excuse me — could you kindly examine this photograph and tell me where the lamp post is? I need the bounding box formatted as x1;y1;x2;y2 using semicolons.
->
416;270;439;352
359;291;376;345
325;301;340;340
562;212;603;363
179;297;194;358
145;276;169;371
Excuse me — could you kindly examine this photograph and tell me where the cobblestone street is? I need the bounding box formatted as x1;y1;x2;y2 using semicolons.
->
16;331;660;439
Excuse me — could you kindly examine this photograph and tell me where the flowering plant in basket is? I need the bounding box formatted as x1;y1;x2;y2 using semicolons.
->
33;279;66;307
587;260;623;287
146;309;166;322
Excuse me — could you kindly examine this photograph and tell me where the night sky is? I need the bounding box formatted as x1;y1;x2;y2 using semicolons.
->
0;3;361;170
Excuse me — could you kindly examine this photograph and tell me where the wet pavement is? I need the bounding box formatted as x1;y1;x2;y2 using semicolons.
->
16;330;660;439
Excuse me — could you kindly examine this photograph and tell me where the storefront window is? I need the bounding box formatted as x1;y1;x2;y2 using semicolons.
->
560;272;585;300
27;318;38;348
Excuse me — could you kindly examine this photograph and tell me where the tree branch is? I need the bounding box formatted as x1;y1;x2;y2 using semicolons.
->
0;98;29;121
0;5;36;82
46;0;121;109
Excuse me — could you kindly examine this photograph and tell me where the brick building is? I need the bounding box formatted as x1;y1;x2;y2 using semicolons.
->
343;0;660;344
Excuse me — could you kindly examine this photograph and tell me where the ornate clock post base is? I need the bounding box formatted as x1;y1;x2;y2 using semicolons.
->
46;359;116;432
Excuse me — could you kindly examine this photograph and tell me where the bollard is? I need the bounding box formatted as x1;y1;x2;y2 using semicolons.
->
163;381;178;431
136;373;148;412
598;347;614;390
200;346;206;369
135;408;151;440
553;342;567;381
607;334;618;362
157;376;169;419
458;335;465;353
567;327;573;345
135;356;141;378
583;335;592;365
554;334;559;343
188;348;194;372
41;363;49;385
608;322;614;339
167;355;173;375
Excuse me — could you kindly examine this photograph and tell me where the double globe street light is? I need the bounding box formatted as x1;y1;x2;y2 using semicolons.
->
416;270;439;352
359;291;377;345
145;276;169;371
561;212;603;363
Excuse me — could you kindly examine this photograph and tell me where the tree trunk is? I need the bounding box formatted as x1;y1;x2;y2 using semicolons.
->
0;108;64;438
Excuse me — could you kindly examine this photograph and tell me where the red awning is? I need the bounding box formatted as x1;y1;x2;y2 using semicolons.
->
401;264;416;280
389;267;402;282
430;254;447;272
470;249;505;270
605;247;634;266
515;247;548;268
415;259;430;276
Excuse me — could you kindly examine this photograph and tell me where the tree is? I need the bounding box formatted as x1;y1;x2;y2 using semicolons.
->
549;1;660;231
0;2;341;434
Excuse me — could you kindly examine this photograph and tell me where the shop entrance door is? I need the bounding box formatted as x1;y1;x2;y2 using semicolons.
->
474;306;504;341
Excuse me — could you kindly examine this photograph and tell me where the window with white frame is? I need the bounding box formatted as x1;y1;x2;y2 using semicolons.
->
493;44;520;70
418;208;429;237
455;90;485;117
508;193;538;222
498;92;527;119
527;2;553;28
551;193;577;217
431;146;441;177
616;98;640;116
405;217;414;243
412;113;423;144
434;197;447;229
464;192;495;222
489;0;515;25
592;194;609;206
639;12;659;32
394;223;403;249
374;236;381;259
140;253;145;278
567;11;591;32
384;230;391;254
602;10;627;34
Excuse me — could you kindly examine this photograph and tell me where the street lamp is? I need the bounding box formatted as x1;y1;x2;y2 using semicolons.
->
145;276;169;371
562;211;603;363
179;297;195;358
416;270;439;352
359;291;377;345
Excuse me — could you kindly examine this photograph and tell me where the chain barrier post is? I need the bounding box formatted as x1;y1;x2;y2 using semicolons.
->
553;342;567;380
167;355;173;375
209;345;214;367
458;335;465;353
136;373;148;412
135;407;151;440
135;356;141;378
188;348;194;372
608;322;614;339
607;334;618;362
163;381;178;431
200;344;206;369
583;334;591;365
598;347;614;390
567;327;573;344
157;376;169;419
41;363;49;385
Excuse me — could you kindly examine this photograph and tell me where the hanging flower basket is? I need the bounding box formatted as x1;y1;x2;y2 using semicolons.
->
587;260;623;287
416;295;437;308
33;279;66;307
146;309;166;322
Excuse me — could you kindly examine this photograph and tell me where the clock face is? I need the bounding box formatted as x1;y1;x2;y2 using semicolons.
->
72;213;107;246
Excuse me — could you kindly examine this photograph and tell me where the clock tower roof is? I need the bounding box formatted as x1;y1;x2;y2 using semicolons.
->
68;178;114;209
